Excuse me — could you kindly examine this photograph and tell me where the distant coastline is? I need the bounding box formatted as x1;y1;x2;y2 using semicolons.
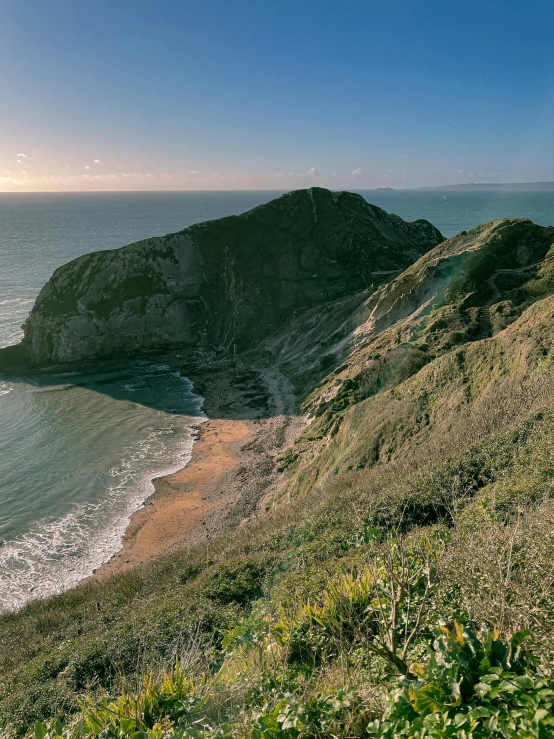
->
4;182;554;195
417;181;554;191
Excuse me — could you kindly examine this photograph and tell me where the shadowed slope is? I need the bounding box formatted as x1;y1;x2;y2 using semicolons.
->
0;188;443;368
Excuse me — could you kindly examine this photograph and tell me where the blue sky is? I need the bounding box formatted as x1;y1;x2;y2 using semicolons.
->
1;0;554;191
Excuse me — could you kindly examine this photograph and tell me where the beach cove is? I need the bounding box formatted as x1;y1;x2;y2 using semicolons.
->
97;357;300;578
4;188;554;608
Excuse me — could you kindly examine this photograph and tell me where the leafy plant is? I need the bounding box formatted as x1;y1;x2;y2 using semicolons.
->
32;661;211;739
250;687;361;738
274;537;437;675
369;623;554;738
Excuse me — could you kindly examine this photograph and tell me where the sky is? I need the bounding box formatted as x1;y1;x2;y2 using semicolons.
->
2;0;554;192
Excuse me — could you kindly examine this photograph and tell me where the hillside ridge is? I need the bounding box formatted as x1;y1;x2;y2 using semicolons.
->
0;188;443;368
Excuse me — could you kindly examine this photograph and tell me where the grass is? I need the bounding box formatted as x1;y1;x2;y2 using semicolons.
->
18;504;554;738
4;217;554;736
3;368;554;735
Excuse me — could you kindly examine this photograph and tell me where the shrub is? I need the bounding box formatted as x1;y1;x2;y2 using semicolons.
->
32;661;211;739
274;537;437;675
249;687;363;738
368;623;554;738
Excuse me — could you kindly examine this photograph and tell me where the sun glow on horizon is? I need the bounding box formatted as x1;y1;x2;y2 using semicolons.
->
3;1;554;193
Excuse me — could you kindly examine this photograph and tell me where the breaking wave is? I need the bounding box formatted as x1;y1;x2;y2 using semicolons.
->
0;365;205;612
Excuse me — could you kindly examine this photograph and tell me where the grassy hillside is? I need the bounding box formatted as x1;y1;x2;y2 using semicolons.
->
3;216;554;737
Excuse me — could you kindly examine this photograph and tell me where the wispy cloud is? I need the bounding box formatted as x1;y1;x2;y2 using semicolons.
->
94;159;100;164
352;167;366;177
16;153;27;158
278;167;320;181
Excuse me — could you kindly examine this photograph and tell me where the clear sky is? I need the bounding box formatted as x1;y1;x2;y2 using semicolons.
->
2;0;554;191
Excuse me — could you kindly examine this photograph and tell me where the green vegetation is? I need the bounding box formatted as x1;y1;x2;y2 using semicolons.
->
4;208;554;736
19;521;554;738
371;624;554;738
3;378;554;736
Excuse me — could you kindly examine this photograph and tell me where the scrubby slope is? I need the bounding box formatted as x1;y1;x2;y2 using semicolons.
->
273;217;554;495
3;201;554;737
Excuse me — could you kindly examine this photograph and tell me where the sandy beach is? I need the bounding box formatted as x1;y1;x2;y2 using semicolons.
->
96;418;251;576
97;362;301;578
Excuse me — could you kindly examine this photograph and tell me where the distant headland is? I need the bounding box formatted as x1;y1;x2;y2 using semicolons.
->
419;181;554;191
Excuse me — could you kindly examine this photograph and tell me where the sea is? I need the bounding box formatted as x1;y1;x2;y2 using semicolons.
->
1;188;554;611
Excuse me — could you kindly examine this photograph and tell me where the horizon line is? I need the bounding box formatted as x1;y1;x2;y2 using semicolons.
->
2;180;554;195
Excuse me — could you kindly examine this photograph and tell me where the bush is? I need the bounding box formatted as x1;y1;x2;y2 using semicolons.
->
369;623;554;738
249;687;363;738
274;537;437;675
32;661;211;739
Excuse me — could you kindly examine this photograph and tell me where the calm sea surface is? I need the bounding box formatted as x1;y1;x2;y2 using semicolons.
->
1;188;553;610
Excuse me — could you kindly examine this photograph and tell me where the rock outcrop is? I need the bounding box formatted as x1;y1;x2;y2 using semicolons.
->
0;188;443;367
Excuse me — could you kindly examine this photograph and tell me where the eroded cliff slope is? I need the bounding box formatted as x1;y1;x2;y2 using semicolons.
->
271;216;554;497
0;188;442;366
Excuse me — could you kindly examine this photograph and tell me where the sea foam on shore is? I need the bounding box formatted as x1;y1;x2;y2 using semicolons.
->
0;363;205;612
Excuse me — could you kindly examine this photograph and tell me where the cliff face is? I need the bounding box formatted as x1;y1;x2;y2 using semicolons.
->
3;188;443;366
284;216;554;406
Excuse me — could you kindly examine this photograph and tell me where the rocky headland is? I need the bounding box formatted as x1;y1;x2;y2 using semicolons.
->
0;188;443;368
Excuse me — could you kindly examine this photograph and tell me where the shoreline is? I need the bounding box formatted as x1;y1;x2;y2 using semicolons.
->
96;361;301;579
96;417;252;577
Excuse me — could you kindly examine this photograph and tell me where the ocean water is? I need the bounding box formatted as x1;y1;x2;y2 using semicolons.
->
0;364;204;609
361;188;554;239
0;191;282;611
1;188;554;611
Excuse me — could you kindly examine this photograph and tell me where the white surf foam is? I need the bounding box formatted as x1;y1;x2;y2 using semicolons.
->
0;368;205;612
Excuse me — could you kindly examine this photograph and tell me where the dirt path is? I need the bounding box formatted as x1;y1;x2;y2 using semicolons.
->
478;273;501;338
478;266;532;338
478;256;554;338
